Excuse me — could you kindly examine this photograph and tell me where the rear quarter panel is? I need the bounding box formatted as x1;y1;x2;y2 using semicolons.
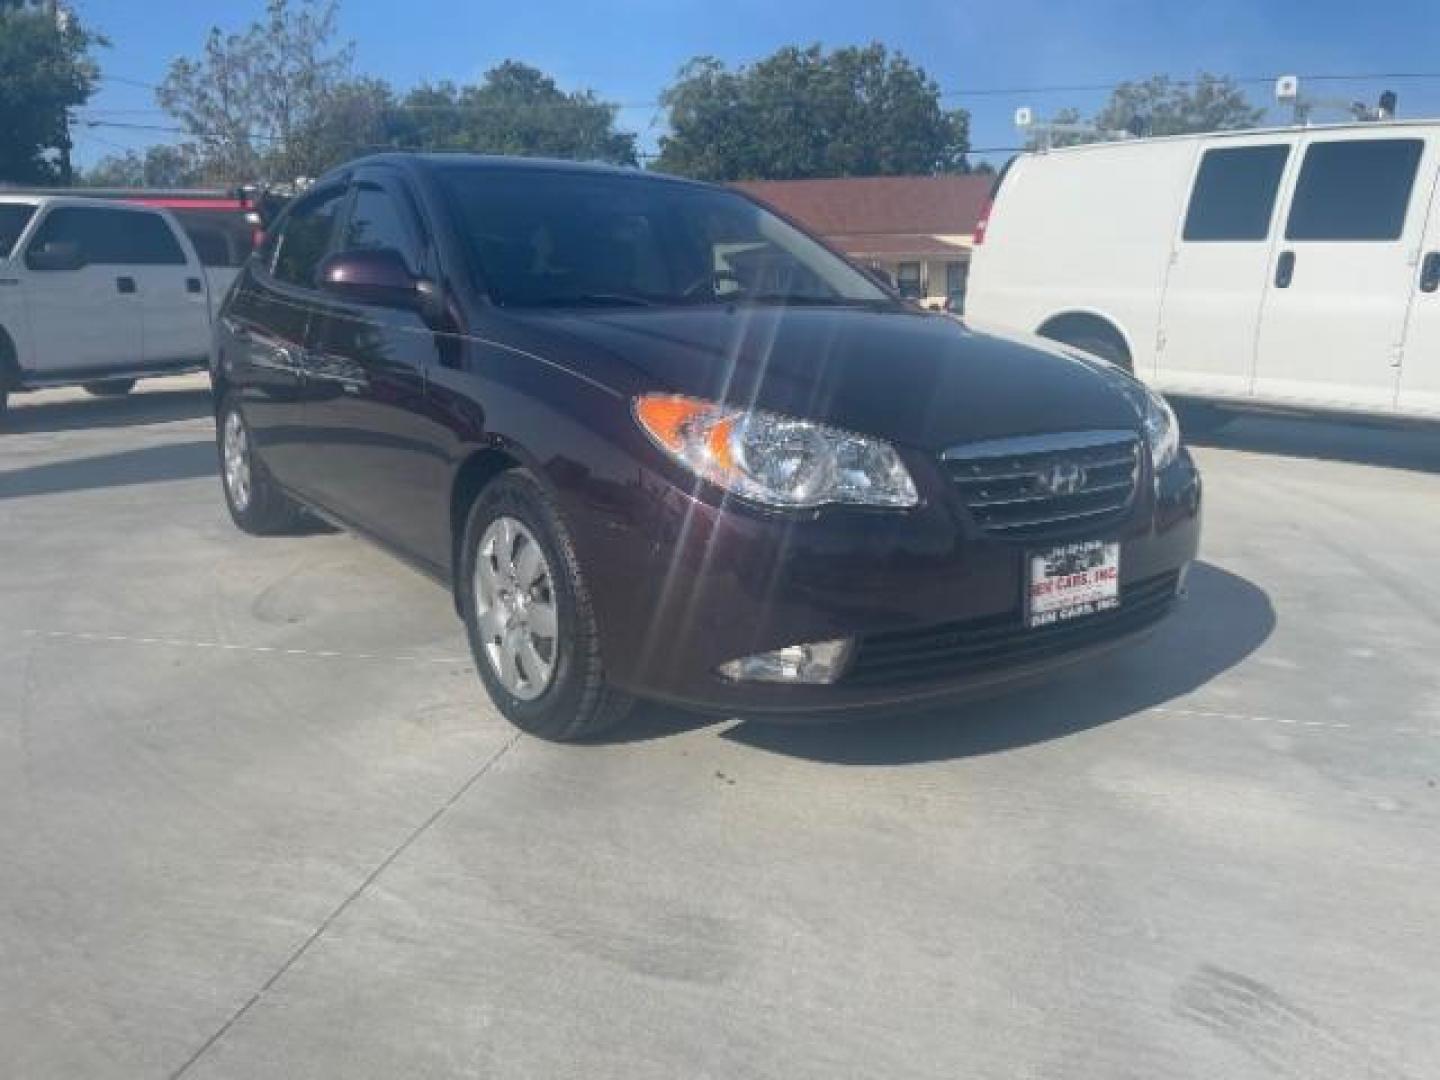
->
965;140;1199;375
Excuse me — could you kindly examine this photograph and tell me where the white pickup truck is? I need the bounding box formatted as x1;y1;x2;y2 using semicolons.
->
0;194;222;418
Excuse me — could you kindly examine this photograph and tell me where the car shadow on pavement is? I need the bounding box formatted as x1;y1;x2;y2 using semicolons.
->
666;560;1273;765
1192;414;1440;475
1;387;214;434
0;439;217;499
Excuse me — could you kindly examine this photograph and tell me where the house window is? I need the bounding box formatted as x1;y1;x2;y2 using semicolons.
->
945;260;967;297
896;261;922;298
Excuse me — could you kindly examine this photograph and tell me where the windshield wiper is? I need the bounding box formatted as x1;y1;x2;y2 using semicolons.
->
525;292;658;309
724;292;889;308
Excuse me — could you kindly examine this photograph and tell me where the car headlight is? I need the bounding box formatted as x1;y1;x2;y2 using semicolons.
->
1143;389;1180;471
634;394;919;509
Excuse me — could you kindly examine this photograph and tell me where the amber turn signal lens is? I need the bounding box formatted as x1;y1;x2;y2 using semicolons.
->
633;395;713;453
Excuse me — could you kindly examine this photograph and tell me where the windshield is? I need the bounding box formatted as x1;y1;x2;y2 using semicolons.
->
438;167;892;309
0;204;37;259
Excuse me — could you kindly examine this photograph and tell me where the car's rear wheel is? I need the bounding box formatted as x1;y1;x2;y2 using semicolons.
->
83;379;137;397
218;396;304;535
460;470;633;741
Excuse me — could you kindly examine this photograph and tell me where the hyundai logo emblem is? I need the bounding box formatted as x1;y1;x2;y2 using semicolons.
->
1037;462;1086;496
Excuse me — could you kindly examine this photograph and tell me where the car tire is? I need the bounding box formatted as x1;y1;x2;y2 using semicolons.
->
83;379;137;397
217;395;305;535
459;469;634;741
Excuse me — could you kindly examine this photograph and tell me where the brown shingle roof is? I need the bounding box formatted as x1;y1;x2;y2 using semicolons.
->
826;234;970;258
732;175;991;237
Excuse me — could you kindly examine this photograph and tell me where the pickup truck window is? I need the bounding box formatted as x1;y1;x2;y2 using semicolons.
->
0;204;36;259
173;210;255;268
27;206;187;266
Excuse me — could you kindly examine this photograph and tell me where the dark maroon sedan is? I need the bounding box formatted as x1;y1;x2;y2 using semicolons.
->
212;154;1201;740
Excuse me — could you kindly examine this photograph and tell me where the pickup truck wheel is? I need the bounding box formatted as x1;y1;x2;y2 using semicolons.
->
218;396;304;535
460;470;634;741
83;379;137;397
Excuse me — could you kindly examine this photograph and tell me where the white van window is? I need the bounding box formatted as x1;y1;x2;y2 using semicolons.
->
1182;145;1289;241
1286;139;1423;242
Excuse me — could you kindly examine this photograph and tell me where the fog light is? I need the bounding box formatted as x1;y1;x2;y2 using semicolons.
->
718;639;854;684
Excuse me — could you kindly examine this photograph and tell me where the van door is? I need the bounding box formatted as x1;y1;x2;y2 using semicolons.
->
1397;163;1440;418
1252;133;1437;412
1154;136;1296;399
20;205;144;380
128;211;212;372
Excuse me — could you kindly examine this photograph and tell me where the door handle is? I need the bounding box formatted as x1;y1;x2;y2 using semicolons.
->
1420;252;1440;294
186;277;203;295
116;276;137;294
1274;251;1295;289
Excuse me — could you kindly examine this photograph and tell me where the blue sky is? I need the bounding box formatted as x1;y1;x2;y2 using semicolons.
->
68;0;1440;170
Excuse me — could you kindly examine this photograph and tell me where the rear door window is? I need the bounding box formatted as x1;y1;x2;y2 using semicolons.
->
26;207;186;266
1182;145;1290;241
1285;138;1424;241
0;204;37;258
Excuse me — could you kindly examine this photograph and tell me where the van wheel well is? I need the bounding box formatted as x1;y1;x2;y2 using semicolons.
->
1037;314;1132;371
449;447;522;609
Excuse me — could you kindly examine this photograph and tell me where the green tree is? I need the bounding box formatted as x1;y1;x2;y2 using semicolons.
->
288;75;395;167
655;44;970;181
0;2;103;183
81;144;205;188
387;62;637;165
158;0;354;181
1093;73;1264;136
1023;107;1089;150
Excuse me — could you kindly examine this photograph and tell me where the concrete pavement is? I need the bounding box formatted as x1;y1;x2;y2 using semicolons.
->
2;377;1437;1079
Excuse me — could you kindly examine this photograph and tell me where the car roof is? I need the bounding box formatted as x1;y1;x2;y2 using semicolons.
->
1030;117;1440;158
327;152;718;192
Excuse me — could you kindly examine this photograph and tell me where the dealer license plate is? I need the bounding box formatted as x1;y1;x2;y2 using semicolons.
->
1026;541;1121;629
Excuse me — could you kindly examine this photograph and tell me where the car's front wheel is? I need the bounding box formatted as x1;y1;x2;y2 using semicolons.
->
218;396;304;534
460;470;633;741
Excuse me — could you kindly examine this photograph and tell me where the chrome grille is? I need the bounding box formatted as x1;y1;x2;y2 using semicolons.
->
941;430;1141;540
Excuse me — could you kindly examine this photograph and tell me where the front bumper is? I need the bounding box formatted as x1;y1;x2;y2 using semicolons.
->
585;448;1202;717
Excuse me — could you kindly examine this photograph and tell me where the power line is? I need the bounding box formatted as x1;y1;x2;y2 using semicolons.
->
93;68;1440;114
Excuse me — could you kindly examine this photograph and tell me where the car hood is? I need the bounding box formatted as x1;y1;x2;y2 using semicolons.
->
514;306;1143;452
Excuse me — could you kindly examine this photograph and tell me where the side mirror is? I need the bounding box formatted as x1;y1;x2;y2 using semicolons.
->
27;241;86;273
318;248;431;311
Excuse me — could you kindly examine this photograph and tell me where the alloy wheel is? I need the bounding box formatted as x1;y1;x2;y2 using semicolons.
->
474;516;559;700
223;409;252;512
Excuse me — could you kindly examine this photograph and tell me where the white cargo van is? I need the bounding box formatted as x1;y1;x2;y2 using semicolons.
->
0;195;217;418
965;121;1440;424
